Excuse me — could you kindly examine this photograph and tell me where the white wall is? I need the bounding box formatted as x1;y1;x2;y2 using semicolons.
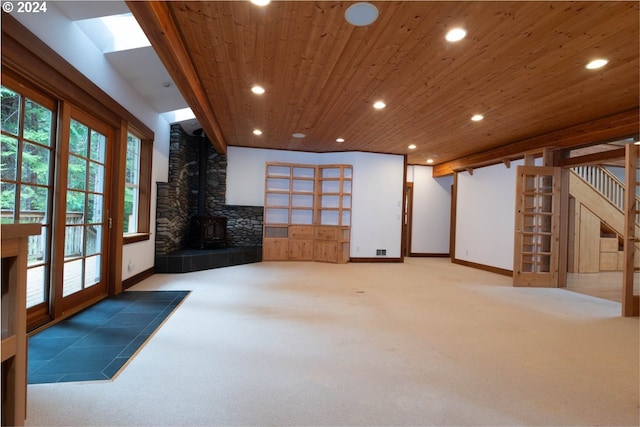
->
455;161;524;270
408;166;453;254
14;6;170;280
349;152;405;258
228;147;405;258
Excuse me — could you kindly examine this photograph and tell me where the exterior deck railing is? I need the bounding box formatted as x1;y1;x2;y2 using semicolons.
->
1;210;85;262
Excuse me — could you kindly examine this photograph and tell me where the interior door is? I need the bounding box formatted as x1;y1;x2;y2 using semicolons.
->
403;182;413;257
56;107;112;313
513;165;561;287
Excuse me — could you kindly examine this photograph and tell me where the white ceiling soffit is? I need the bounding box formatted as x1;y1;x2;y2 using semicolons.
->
104;47;188;113
54;0;191;118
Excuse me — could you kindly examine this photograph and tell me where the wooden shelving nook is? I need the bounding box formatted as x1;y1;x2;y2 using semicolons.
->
263;163;352;263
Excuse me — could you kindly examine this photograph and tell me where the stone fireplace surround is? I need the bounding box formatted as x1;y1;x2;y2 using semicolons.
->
155;125;262;273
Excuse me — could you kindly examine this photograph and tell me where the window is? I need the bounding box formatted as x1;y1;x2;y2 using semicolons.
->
123;129;151;244
124;132;140;234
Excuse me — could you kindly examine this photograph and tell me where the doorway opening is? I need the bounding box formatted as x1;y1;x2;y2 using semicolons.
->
560;139;639;313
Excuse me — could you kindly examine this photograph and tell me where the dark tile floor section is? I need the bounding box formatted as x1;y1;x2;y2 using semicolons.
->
28;290;189;384
155;246;262;273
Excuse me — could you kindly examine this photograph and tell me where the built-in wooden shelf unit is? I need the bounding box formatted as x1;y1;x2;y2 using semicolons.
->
263;163;352;263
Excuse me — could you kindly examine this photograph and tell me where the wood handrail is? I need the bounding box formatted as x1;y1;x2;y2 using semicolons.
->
571;165;640;225
572;165;625;210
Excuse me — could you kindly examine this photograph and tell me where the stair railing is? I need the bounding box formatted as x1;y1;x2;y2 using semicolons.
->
572;165;625;210
571;165;640;225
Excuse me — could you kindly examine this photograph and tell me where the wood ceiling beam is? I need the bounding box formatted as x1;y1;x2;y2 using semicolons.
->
433;108;639;177
126;1;227;154
558;147;626;168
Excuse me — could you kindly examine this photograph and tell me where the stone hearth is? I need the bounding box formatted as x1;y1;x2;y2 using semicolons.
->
155;247;262;273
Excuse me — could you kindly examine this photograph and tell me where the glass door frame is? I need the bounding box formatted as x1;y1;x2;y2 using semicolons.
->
1;75;57;328
51;103;113;318
513;165;561;287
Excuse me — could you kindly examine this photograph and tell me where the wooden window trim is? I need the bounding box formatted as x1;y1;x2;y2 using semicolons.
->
123;127;152;245
123;233;151;244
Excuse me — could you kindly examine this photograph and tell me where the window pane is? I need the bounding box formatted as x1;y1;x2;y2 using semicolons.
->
124;133;141;235
64;225;84;258
90;130;106;163
124;186;138;233
67;155;87;190
87;193;103;224
63;259;83;297
20;185;48;218
66;190;85;223
1;182;16;221
21;141;50;185
84;255;101;288
24;99;53;146
69;119;88;157
28;226;47;264
126;134;140;185
86;225;102;256
26;265;46;308
1;135;18;181
88;162;104;193
1;86;21;136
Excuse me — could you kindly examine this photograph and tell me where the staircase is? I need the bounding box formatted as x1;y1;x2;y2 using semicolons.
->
570;165;640;273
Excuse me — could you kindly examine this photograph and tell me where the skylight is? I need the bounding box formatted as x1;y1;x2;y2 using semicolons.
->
99;13;150;52
162;108;196;124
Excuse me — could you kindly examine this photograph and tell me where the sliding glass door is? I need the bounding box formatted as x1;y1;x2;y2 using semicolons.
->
2;80;113;327
1;83;56;326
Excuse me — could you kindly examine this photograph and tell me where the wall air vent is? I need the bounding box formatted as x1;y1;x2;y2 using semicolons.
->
376;249;387;256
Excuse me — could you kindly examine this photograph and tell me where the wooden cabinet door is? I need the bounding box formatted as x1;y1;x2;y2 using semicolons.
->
315;240;338;262
289;239;314;260
263;238;289;260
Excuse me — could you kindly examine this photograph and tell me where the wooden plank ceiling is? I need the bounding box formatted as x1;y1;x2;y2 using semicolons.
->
128;1;639;173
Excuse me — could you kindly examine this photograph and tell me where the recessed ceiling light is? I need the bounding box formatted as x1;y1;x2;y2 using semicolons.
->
292;133;306;138
426;159;434;164
445;28;467;42
408;144;416;149
373;101;386;109
471;114;484;122
336;138;345;143
586;59;608;69
251;85;265;94
253;129;262;135
345;2;379;27
250;0;271;6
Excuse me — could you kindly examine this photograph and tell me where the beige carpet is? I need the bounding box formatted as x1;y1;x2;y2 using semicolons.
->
25;258;639;426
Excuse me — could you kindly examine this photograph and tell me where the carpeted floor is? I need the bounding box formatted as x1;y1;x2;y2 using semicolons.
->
24;259;639;426
28;290;189;384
